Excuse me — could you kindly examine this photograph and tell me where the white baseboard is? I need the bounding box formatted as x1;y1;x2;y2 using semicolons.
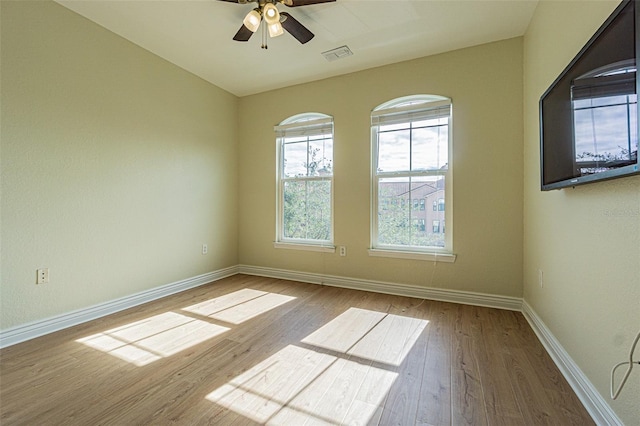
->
0;266;239;349
0;265;520;349
238;264;522;311
521;301;622;426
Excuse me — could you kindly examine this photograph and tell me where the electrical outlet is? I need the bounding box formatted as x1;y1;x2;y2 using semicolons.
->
37;268;49;284
339;246;346;257
538;269;544;288
202;244;208;255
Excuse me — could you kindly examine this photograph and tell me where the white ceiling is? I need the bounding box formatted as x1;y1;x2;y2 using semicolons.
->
55;0;539;97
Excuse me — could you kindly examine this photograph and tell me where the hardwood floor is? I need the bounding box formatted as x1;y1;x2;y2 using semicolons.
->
0;274;594;425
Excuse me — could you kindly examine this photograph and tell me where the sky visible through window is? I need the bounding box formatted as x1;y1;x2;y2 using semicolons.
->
573;94;638;164
283;134;333;177
377;118;448;173
572;63;638;169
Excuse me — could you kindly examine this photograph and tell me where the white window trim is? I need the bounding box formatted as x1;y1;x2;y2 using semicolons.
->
273;242;336;253
274;116;333;133
370;95;455;260
368;248;456;263
275;113;334;249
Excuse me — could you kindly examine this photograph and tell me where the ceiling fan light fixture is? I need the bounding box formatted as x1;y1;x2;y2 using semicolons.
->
263;3;280;25
268;21;284;38
242;9;261;32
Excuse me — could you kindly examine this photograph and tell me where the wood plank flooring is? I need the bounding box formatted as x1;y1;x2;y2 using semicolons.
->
0;274;594;425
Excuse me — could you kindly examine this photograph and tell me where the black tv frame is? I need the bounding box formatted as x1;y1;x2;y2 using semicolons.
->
539;0;640;191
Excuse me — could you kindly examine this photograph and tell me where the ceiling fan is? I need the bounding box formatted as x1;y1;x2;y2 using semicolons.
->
219;0;336;48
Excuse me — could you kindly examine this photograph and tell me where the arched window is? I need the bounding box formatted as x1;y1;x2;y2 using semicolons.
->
274;113;334;250
369;95;454;259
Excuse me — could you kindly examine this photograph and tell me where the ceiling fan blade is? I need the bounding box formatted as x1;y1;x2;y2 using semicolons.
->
217;0;251;4
233;24;254;42
282;0;335;7
280;12;314;44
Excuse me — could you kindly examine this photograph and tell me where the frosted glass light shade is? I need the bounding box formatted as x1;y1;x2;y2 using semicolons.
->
268;21;284;38
243;10;261;32
263;3;280;25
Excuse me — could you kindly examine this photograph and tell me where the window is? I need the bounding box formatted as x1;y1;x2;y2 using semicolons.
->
275;113;334;250
370;95;453;258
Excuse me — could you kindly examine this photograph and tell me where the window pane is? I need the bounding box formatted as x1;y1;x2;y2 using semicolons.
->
412;125;448;171
283;141;308;177
410;176;445;248
306;180;332;240
378;129;410;172
283;180;331;241
377;176;445;248
309;137;333;176
378;177;411;246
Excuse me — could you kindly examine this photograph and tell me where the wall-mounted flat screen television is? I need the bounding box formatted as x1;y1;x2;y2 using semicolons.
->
540;0;639;190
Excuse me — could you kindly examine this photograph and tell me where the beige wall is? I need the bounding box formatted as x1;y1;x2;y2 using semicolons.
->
0;1;238;329
3;0;637;422
523;1;640;424
238;37;524;297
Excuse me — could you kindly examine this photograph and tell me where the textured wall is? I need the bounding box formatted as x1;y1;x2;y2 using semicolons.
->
1;1;239;329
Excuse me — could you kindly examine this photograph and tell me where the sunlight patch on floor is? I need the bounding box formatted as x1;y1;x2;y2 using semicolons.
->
205;307;428;424
302;307;428;366
77;288;297;366
183;288;296;324
76;312;229;366
206;344;397;425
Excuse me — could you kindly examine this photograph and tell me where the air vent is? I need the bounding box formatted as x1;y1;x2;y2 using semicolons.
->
321;45;353;62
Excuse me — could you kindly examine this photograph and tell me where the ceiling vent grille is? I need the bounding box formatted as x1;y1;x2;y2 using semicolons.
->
321;45;353;62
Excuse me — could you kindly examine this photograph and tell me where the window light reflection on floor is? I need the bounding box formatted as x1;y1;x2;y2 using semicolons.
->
302;307;428;366
205;307;428;424
76;288;297;366
206;344;398;425
76;312;229;366
183;288;296;325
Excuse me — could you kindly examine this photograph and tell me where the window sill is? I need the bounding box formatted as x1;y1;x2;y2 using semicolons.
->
368;249;456;263
273;242;336;253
